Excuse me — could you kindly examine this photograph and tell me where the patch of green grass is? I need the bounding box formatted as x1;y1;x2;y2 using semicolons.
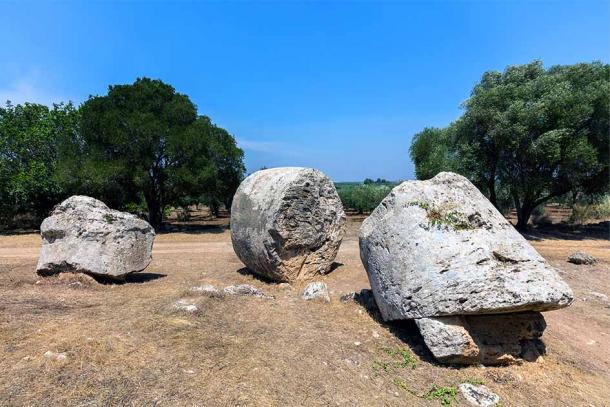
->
372;360;392;373
465;378;485;385
393;378;420;396
382;346;417;369
425;385;458;406
103;214;115;224
372;346;417;377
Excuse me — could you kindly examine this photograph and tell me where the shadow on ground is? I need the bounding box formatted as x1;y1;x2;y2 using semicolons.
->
91;272;167;285
236;261;345;284
525;221;610;241
157;223;228;235
352;289;453;367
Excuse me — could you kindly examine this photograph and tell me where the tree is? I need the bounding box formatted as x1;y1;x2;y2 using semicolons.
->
410;61;609;230
0;101;79;228
197;116;245;215
76;78;243;228
409;126;457;181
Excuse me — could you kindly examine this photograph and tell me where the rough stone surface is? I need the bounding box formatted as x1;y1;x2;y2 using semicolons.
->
302;282;330;302
43;351;68;361
174;299;198;313
568;251;597;265
459;383;500;407
231;167;346;282
415;312;546;365
359;172;573;321
223;284;273;299
36;196;155;279
190;284;223;297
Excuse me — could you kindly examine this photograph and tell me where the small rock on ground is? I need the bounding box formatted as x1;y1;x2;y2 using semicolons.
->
44;351;68;361
174;299;198;313
223;284;273;299
588;291;608;302
458;383;500;406
340;292;356;302
302;282;330;302
568;251;597;265
190;284;223;297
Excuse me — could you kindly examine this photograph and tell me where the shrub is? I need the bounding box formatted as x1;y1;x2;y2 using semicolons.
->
570;195;610;224
336;183;395;214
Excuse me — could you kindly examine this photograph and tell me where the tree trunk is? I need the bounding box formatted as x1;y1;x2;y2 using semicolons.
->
144;191;163;230
516;202;534;232
487;177;498;209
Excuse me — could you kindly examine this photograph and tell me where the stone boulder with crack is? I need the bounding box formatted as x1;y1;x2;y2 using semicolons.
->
415;312;546;365
359;172;573;321
36;196;155;279
231;167;346;282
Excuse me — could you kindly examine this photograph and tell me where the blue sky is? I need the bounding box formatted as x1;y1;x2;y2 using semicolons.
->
1;1;608;181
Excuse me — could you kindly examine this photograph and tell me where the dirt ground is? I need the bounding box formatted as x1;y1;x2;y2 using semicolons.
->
0;216;608;406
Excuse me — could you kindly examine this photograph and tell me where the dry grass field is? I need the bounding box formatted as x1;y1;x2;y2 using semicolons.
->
0;215;609;406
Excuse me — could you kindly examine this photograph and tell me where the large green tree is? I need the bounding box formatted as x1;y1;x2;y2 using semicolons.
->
0;101;79;228
76;78;244;228
410;61;609;230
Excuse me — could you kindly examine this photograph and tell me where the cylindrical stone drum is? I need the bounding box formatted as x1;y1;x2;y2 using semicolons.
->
230;167;346;282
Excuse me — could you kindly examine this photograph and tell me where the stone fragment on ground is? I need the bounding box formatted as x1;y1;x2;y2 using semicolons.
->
231;167;346;282
224;284;273;299
568;251;597;265
359;172;573;321
588;291;608;302
302;282;330;302
415;312;546;365
340;292;356;302
43;351;68;361
174;299;198;313
190;284;223;297
458;383;500;406
36;195;155;280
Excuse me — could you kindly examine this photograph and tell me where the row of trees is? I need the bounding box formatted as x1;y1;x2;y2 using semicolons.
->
337;181;396;214
410;61;609;230
0;78;245;230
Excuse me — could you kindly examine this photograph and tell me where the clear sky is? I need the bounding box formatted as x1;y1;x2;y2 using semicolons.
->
1;1;608;181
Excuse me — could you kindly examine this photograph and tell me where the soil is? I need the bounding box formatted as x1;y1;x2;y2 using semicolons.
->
0;215;608;406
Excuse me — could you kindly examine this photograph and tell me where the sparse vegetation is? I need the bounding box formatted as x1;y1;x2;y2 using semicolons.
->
103;214;115;224
382;346;417;369
424;385;458;406
407;201;473;230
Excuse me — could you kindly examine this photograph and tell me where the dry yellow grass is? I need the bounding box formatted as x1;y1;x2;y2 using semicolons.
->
1;217;609;406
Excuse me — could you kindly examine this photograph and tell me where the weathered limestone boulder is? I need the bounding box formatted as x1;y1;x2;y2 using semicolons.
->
415;312;546;365
36;196;155;279
359;172;573;321
231;167;346;282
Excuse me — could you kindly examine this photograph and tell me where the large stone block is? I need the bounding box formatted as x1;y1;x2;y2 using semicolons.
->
231;167;346;282
415;312;546;365
359;172;573;321
36;196;155;279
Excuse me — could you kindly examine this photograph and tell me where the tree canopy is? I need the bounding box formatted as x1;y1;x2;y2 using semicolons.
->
71;78;244;228
0;78;245;230
0;102;79;228
410;61;609;230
